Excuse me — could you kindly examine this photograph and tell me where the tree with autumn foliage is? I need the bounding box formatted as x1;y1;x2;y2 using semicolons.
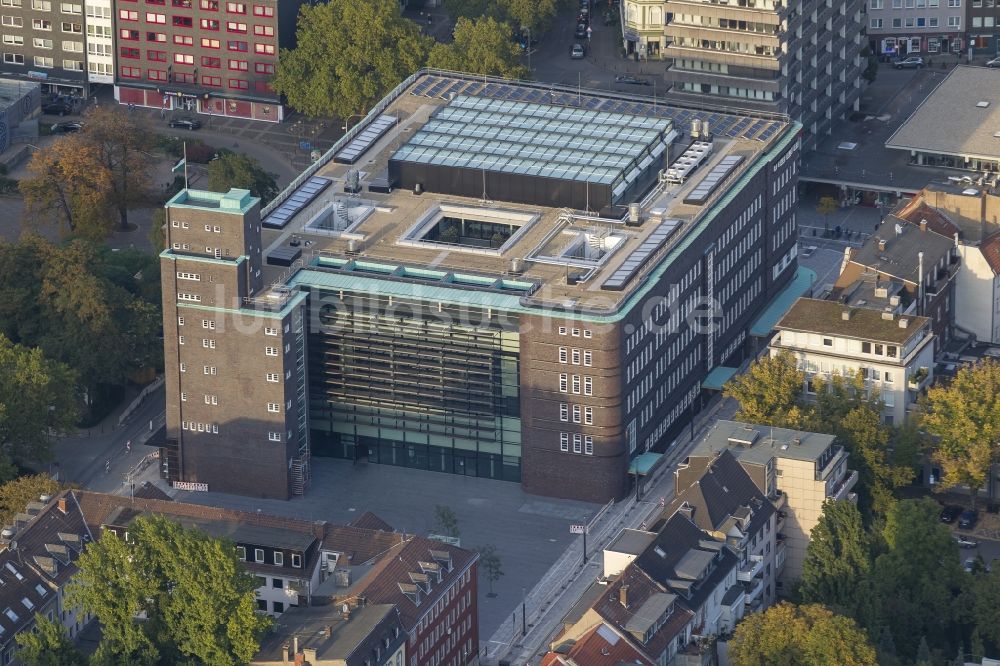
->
920;360;1000;505
723;351;807;428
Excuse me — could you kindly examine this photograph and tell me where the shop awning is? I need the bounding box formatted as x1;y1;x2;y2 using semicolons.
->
628;452;663;476
749;266;817;338
702;365;738;391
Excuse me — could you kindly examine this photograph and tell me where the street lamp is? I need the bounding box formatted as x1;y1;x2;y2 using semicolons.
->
341;114;364;132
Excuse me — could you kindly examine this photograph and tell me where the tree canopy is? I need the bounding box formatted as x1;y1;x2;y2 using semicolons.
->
68;515;270;666
728;602;878;666
273;0;431;118
920;360;1000;503
724;351;806;428
800;499;871;615
207;152;279;205
444;0;562;32
0;475;64;526
16;616;86;666
428;16;529;79
0;236;162;411
0;336;77;478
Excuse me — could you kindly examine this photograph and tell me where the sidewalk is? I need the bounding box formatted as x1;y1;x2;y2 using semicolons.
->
486;395;737;665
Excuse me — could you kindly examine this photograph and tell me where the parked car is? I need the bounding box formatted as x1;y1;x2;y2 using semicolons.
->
894;56;924;69
42;102;72;116
168;117;202;130
986;56;1000;68
959;508;979;529
50;121;83;133
570;43;585;59
615;75;651;86
574;22;588;38
801;245;818;258
955;534;979;549
940;505;963;523
965;557;977;573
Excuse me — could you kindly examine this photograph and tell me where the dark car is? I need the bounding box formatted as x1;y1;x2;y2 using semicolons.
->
51;121;83;133
959;509;979;529
615;75;651;86
574;23;588;38
168;117;202;130
940;505;963;523
42;102;72;116
894;56;924;69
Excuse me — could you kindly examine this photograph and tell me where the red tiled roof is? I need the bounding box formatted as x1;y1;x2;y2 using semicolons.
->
981;231;1000;275
540;623;654;666
896;198;959;237
322;524;406;565
351;536;478;631
349;511;395;533
132;482;173;502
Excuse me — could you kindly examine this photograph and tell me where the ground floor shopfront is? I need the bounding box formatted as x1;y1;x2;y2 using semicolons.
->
875;33;965;56
114;85;285;122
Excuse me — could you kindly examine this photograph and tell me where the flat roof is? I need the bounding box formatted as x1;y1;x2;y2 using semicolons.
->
695;420;837;464
776;297;930;344
392;94;670;187
607;528;656;556
256;71;794;316
886;66;1000;162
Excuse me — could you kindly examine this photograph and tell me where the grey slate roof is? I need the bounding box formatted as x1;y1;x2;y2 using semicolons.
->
849;216;955;285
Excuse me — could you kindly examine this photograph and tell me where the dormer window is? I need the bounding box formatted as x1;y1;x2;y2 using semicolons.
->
236;546;246;561
254;548;264;563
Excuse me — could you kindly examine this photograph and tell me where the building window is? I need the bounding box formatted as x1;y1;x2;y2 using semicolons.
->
558;347;567;363
173;34;193;44
228;78;248;89
264;326;277;336
584;436;594;455
572;375;580;394
173;53;194;64
272;601;284;613
204;395;218;405
179;363;186;372
236;546;246;560
583;330;592;339
227;58;247;70
273;552;283;566
583;351;592;366
572;405;581;423
200;18;218;29
559;433;569;452
572;434;582;454
268;432;281;442
180;392;187;402
226;39;247;51
267;402;279;413
178;335;185;345
291;553;301;568
559;403;568;422
172;15;191;26
583;376;593;396
947;15;960;26
254;548;264;563
584;406;593;425
265;346;278;356
254;62;274;74
571;349;581;365
252;24;272;36
201;319;215;329
252;3;271;15
822;338;833;346
266;372;279;382
202;339;216;349
226;20;246;32
203;366;217;375
559;373;568;393
4;53;24;64
253;42;274;55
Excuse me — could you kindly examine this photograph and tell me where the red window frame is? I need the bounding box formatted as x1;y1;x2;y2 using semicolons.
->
201;55;220;67
201;75;221;86
147;49;166;60
253;42;273;55
171;15;192;27
252;24;271;36
119;65;141;78
118;9;138;20
200;37;220;48
251;4;272;16
253;61;273;74
119;28;139;40
226;1;245;13
228;78;248;89
119;46;140;58
200;18;219;30
226;39;247;51
173;34;193;45
147;68;167;80
174;72;195;83
146;31;165;41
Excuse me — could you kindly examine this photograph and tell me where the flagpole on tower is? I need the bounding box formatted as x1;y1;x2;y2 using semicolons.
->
183;141;188;190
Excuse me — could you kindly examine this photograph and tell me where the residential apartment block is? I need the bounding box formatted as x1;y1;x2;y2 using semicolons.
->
692;421;859;582
771;298;935;424
157;71;807;503
867;0;965;57
632;0;866;150
0;0;88;96
968;0;1000;54
111;0;302;120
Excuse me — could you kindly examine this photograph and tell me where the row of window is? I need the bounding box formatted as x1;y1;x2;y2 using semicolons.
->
557;347;592;366
181;420;218;433
119;0;273;14
1;18;79;31
871;16;960;28
558;403;594;425
556;326;592;338
237;545;300;567
558;374;593;396
871;0;958;7
0;0;80;11
118;29;275;54
559;432;594;455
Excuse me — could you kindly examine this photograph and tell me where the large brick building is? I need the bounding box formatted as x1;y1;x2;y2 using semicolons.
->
158;71;808;502
111;0;301;120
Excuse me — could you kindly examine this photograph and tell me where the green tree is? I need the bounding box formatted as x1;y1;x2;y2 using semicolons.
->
79;105;155;229
479;544;503;597
433;504;460;539
920;360;1000;506
15;616;86;666
502;0;562;34
68;515;270;666
723;351;806;428
800;499;871;614
148;208;166;254
428;17;529;79
875;627;901;666
728;602;878;666
0;475;64;526
207;152;279;205
868;499;964;661
0;336;78;476
971;568;1000;648
816;196;838;233
273;0;431;118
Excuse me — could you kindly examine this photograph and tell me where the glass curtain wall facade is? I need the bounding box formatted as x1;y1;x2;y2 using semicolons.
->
307;290;522;481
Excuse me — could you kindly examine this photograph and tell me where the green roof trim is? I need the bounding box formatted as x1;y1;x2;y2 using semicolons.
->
702;365;739;391
159;250;248;267
166;187;259;215
176;291;307;320
749;265;817;337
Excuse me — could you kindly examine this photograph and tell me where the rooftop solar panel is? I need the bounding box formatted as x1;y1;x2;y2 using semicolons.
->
334;114;398;164
411;79;434;96
263;176;331;229
602;218;683;290
682;155;744;206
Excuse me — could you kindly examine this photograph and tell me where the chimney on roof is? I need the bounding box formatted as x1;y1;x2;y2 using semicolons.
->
57;498;67;514
899;318;909;328
325;624;333;639
841;309;852;321
878;238;887;252
920;218;927;232
619;584;629;608
293;635;299;656
281;643;289;666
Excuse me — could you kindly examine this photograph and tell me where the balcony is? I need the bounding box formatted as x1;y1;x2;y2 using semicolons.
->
908;367;930;391
829;469;859;502
775;538;787;574
771;490;787;512
743;577;764;606
737;555;764;582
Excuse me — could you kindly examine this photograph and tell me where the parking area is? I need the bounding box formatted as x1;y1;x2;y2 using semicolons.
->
173;458;600;638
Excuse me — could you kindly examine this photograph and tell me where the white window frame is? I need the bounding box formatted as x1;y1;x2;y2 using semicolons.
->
559;433;569;452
